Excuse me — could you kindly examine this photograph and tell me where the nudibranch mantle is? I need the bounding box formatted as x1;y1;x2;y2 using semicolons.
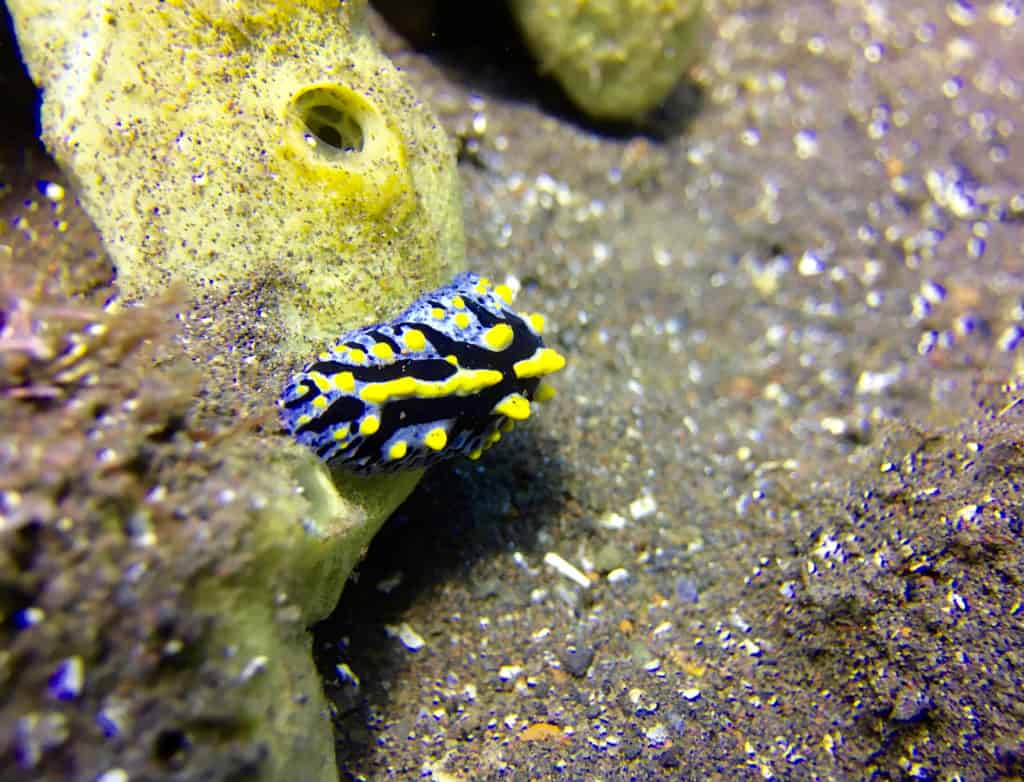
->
279;272;565;474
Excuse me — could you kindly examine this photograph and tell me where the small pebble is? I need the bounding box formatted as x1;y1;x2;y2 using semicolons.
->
37;180;65;201
892;686;932;722
386;623;426;652
607;567;630;584
957;504;979;522
48;656;84;701
797;250;825;275
593;541;628;572
96;698;128;738
658;747;682;768
629;494;658;520
94;771;128;782
335;663;360;689
645;723;669;746
15;607;45;629
675;577;699;603
597;512;627;530
237;656;268;682
499;665;523;682
375;571;403;594
560;645;595;678
543;551;592;588
622;741;642;760
739;639;763;657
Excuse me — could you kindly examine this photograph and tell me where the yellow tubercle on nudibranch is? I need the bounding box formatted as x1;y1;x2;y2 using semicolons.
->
534;382;557;402
359;415;380;436
513;347;567;379
307;372;331;392
494;284;514;304
336;372;356;393
403;329;427;351
424;427;448;451
494;393;531;420
483;323;515;351
370;342;395;361
278;271;566;474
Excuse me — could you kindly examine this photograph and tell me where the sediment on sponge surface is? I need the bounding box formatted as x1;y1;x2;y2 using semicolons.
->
5;0;466;356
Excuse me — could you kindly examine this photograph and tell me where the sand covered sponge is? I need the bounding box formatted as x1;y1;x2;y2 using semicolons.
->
5;0;465;352
3;2;465;781
509;0;704;121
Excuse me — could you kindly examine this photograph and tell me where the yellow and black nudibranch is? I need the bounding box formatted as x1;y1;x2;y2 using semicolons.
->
278;272;566;474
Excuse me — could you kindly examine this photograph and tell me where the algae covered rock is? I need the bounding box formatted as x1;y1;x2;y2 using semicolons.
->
0;241;423;782
509;0;704;121
6;0;465;354
0;236;429;782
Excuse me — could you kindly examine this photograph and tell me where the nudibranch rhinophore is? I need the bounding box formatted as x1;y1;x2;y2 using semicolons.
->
278;272;566;474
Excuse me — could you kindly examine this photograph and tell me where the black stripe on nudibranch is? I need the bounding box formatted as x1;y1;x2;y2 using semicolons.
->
366;329;403;353
294;394;364;435
277;272;566;474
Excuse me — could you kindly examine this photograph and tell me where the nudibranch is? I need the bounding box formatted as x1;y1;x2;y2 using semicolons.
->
278;272;565;474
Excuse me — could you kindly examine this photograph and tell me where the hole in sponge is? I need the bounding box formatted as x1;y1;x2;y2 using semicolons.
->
292;86;367;155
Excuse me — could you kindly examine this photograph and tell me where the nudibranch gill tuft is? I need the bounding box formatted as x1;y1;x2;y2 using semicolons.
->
278;272;566;474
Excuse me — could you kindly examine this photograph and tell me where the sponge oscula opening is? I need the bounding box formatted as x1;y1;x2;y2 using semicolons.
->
280;83;411;216
281;83;411;218
293;86;366;155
